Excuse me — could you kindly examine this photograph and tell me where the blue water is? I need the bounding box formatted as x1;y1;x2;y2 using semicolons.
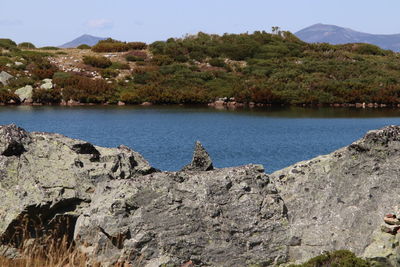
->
1;105;400;173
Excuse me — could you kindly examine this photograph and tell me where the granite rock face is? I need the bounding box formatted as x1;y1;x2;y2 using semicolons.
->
3;124;400;266
0;124;154;250
270;125;400;266
0;125;288;266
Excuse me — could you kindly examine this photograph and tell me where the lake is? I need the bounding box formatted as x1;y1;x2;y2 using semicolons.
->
1;105;400;173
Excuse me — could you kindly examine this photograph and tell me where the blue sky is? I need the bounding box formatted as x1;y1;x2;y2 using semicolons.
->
1;0;400;47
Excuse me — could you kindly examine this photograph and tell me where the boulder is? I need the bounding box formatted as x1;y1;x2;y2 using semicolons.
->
40;78;53;90
74;164;288;266
14;85;33;102
0;71;13;86
182;141;213;171
0;125;288;267
3;125;400;266
270;125;400;265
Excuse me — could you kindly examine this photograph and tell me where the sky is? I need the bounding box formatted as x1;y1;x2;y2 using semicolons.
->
1;0;400;47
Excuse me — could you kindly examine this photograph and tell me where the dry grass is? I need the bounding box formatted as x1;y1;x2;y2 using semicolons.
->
0;236;132;267
0;212;133;267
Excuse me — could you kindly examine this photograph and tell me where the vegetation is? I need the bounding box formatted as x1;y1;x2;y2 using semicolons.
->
92;38;147;52
77;44;91;49
0;39;17;50
39;46;60;50
288;250;371;267
82;55;112;68
3;30;400;106
18;42;36;49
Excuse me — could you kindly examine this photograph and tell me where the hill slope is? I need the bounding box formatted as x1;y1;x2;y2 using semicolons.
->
296;23;400;52
59;34;107;48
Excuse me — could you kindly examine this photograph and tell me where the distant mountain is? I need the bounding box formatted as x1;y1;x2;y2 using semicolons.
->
295;23;400;52
59;34;107;48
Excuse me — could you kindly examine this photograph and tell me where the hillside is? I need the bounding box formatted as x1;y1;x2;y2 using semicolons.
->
296;23;400;52
1;31;400;107
59;34;107;48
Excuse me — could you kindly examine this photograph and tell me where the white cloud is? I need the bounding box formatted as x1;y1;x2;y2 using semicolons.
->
86;19;113;30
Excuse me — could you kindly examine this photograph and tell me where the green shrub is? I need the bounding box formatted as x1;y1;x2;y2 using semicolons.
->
125;50;147;62
92;38;147;52
0;56;12;66
54;74;114;103
151;55;174;66
100;69;119;78
29;60;58;80
127;42;147;50
53;72;72;80
15;50;51;63
109;62;130;70
18;42;36;49
209;58;226;67
288;250;370;267
0;89;20;103
7;77;34;88
32;88;62;104
83;56;112;68
77;44;91;49
0;39;17;50
39;46;60;50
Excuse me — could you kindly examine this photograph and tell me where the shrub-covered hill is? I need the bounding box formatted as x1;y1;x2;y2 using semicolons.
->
1;31;400;106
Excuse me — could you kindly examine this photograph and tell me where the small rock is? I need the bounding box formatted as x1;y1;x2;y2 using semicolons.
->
40;79;53;90
384;217;400;225
117;101;125;106
141;102;153;106
381;224;400;235
182;141;213;171
0;71;13;86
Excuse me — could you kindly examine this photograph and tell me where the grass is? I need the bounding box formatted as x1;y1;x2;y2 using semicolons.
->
0;235;134;267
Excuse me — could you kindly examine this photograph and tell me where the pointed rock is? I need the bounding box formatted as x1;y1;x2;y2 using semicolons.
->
182;141;213;171
0;124;30;156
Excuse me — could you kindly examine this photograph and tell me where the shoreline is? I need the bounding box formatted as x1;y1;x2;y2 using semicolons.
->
0;100;399;109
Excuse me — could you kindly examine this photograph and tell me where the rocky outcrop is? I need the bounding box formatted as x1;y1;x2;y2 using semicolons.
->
3;124;400;266
0;125;288;266
0;124;154;249
270;125;400;266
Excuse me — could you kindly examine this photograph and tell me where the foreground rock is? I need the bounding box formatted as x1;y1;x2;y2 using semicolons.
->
270;125;400;266
0;125;288;266
3;124;400;266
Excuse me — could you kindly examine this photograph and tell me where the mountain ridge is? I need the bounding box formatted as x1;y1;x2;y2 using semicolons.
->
295;23;400;52
59;34;107;48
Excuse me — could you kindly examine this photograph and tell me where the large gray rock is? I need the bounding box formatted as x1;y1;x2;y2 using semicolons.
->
270;125;400;265
0;125;288;266
4;124;400;266
14;85;33;102
0;71;13;86
74;165;288;266
0;124;154;250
